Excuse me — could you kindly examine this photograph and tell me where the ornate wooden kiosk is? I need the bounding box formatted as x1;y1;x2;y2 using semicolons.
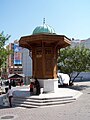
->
19;22;71;92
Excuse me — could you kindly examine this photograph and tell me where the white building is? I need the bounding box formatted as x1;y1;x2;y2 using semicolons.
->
71;38;90;48
22;48;32;84
80;38;90;48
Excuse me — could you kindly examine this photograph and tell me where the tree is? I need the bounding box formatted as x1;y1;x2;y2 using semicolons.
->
58;46;90;85
0;32;11;76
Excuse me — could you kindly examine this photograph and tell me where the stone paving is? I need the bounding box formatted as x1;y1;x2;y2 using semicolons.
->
0;82;90;120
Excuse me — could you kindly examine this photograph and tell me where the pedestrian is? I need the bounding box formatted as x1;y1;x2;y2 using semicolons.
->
0;80;2;86
7;84;13;107
34;78;40;95
30;82;34;95
12;80;16;87
19;79;22;86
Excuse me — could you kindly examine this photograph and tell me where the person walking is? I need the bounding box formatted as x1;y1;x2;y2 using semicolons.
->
7;85;13;107
34;78;40;95
30;82;34;95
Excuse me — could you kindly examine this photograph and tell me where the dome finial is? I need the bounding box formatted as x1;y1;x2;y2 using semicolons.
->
33;19;56;35
43;18;45;25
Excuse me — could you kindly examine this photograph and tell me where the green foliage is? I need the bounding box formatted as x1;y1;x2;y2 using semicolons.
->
0;32;11;68
58;45;90;81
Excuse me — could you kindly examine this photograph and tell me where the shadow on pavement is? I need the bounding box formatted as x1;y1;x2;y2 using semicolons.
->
68;84;90;91
0;105;15;109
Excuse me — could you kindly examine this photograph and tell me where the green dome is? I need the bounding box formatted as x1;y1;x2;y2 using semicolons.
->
32;24;55;35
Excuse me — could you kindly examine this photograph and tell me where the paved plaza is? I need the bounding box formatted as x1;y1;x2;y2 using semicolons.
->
0;81;90;120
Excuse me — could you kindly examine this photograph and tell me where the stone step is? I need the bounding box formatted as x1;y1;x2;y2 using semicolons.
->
13;96;75;103
13;103;37;108
13;99;75;108
12;96;76;108
14;100;74;108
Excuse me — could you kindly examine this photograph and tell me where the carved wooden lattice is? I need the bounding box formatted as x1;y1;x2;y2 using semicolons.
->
45;48;53;76
36;48;43;77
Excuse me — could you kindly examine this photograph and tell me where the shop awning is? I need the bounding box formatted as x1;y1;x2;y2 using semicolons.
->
8;74;25;79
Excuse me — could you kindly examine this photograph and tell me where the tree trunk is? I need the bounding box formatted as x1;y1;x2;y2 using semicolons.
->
69;72;80;86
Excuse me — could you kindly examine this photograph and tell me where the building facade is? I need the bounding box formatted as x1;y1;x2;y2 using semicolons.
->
1;40;32;84
7;40;23;76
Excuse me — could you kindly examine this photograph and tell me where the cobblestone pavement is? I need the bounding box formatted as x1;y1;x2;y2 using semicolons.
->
0;82;90;120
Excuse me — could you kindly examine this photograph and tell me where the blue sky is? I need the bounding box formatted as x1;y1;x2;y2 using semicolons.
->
0;0;90;43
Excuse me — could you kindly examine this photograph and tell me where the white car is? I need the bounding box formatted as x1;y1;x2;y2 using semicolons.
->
57;73;70;86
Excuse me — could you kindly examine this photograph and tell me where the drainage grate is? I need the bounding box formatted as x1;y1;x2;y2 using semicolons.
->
1;115;14;119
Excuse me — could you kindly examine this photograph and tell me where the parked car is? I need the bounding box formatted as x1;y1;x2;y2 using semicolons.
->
57;73;70;86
